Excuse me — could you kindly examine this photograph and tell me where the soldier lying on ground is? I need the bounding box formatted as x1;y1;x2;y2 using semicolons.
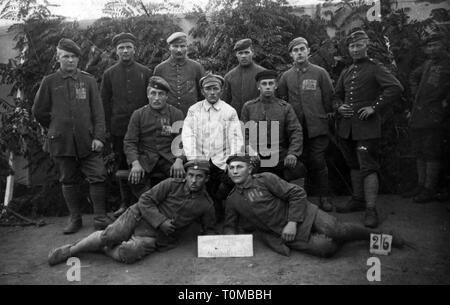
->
48;160;215;265
224;155;410;258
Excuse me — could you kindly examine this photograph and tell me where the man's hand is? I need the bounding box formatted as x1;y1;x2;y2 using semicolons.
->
337;104;354;118
159;219;176;236
284;154;297;169
129;161;145;184
281;221;297;242
170;158;185;178
91;139;104;152
358;106;375;120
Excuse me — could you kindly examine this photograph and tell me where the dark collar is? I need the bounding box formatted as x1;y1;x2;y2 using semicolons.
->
352;57;369;64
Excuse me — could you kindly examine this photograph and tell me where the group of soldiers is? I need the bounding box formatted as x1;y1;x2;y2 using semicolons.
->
31;28;448;266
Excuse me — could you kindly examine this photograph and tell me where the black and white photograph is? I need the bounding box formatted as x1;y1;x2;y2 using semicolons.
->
0;0;449;288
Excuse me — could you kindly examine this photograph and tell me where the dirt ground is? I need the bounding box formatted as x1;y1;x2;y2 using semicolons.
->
1;195;449;285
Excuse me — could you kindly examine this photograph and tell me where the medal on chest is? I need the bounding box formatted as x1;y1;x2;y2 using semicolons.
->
247;189;265;202
302;79;317;90
75;82;87;100
160;116;172;136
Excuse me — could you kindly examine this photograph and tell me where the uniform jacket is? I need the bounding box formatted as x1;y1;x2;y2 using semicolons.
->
224;172;318;244
409;55;450;129
153;57;205;115
241;96;303;158
124;104;184;173
222;62;266;116
333;57;403;140
136;178;216;234
100;60;152;136
277;62;334;138
32;69;105;158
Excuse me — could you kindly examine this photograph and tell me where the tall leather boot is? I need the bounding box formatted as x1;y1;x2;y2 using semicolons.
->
336;169;365;213
113;178;132;218
363;173;379;228
317;167;333;212
402;159;426;198
89;183;112;230
61;184;83;234
414;161;440;203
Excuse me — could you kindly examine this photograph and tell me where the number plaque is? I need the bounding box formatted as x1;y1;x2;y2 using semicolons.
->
369;233;392;255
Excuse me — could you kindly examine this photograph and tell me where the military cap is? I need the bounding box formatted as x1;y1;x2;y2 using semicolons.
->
167;32;187;45
288;37;309;52
112;32;137;47
234;38;252;51
57;38;81;57
148;76;171;92
199;73;225;88
184;160;210;173
347;30;369;45
255;70;278;82
226;154;252;165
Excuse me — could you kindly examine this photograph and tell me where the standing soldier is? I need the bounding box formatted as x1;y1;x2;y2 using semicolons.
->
278;37;335;212
333;30;403;228
154;32;205;115
406;33;450;203
222;38;266;116
101;32;152;217
241;70;306;187
33;38;112;234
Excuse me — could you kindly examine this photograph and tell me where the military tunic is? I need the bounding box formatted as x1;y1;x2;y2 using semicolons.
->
408;54;450;161
333;57;403;140
224;172;318;255
278;62;334;138
32;68;107;184
409;55;450;129
241;96;303;160
101;60;152;137
124;104;184;173
222;62;266;116
153;57;205;115
333;57;403;178
33;69;106;158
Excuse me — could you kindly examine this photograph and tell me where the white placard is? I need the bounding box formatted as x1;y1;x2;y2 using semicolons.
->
369;233;392;256
198;234;253;258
